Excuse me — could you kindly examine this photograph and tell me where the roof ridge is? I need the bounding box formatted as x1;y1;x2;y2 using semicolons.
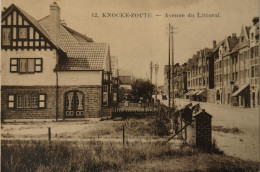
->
38;15;50;22
62;25;93;42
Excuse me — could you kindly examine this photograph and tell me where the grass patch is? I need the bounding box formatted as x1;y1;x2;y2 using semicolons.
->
213;126;243;134
1;140;196;172
2;140;258;172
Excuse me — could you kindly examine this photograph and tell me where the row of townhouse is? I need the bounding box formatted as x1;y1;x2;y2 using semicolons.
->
165;17;259;108
1;3;119;120
164;63;187;99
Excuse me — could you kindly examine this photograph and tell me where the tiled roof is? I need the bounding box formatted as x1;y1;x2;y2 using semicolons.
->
63;25;93;42
2;4;62;51
187;58;193;68
39;16;109;71
213;39;225;52
245;26;251;38
230;43;240;54
56;43;108;70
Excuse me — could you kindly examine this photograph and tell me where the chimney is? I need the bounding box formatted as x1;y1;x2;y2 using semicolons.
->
252;17;259;25
213;40;217;48
60;19;67;26
50;2;60;46
232;33;236;38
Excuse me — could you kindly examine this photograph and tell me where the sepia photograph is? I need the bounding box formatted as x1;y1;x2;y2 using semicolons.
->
1;0;260;171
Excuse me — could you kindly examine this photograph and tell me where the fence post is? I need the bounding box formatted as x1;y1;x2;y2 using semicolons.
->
48;127;51;141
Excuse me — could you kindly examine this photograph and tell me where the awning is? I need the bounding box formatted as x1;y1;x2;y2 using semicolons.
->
189;90;199;96
196;90;206;96
186;91;192;96
232;84;249;97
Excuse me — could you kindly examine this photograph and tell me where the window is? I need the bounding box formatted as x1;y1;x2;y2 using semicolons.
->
10;58;42;73
31;94;39;108
251;33;254;40
19;28;28;39
113;88;117;103
251;66;255;77
24;94;31;108
39;95;46;108
8;95;15;108
10;59;18;72
255;65;259;77
2;28;11;45
17;94;23;108
255;46;259;57
103;85;108;106
241;36;244;42
251;48;254;59
10;94;45;109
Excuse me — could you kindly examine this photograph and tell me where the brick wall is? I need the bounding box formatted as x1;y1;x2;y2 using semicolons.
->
207;89;215;103
1;85;102;119
1;86;56;119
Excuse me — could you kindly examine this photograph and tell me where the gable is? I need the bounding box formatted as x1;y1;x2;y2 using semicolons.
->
1;5;58;51
239;25;249;43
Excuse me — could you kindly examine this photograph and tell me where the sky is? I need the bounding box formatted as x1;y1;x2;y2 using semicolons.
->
1;0;259;85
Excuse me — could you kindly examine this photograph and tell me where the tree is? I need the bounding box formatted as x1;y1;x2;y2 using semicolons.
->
118;87;132;102
131;79;154;102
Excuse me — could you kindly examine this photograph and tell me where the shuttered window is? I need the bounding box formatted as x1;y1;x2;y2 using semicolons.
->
9;94;46;109
10;58;43;73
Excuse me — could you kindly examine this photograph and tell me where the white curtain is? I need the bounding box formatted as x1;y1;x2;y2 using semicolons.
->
67;92;73;110
77;92;83;110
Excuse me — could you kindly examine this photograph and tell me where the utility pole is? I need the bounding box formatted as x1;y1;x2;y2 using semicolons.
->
168;23;171;107
150;61;153;83
171;25;175;108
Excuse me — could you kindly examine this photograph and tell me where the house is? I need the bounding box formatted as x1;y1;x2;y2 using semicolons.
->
1;3;114;120
186;53;199;101
118;69;133;90
118;76;133;90
172;63;187;99
249;17;259;108
111;56;119;105
214;39;225;104
221;33;239;106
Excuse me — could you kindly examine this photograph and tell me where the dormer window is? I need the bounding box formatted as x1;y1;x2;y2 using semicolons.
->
241;36;244;42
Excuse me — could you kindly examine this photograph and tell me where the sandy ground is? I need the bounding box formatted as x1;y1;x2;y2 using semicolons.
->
1;98;259;162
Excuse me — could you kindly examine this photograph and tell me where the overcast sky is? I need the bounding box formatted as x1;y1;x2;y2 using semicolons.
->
2;0;259;85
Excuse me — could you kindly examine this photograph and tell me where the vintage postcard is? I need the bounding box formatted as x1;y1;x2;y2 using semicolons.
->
1;0;259;171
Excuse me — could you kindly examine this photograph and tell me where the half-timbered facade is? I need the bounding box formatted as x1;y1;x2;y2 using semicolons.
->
1;3;113;120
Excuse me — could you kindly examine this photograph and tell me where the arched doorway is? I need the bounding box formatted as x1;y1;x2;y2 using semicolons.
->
65;91;84;118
